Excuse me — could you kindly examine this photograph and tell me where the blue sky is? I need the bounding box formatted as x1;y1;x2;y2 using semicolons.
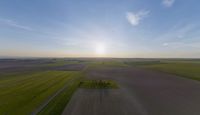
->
0;0;200;58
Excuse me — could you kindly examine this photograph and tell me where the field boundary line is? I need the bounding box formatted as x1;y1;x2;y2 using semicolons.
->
31;77;77;115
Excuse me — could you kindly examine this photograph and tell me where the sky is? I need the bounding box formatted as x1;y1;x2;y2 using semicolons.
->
0;0;200;58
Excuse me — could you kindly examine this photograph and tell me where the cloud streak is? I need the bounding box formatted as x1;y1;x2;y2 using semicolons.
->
0;18;32;31
162;42;200;50
157;24;197;43
126;10;150;26
162;0;175;7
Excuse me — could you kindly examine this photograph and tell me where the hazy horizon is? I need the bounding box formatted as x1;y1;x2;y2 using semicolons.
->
0;0;200;58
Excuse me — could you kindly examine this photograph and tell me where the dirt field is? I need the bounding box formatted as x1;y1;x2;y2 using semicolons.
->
0;59;85;73
62;66;200;115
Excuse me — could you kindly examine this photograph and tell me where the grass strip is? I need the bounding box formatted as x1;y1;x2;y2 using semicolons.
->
79;80;118;89
38;73;83;115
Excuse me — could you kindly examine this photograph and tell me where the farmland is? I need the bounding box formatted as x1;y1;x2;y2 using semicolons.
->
62;58;200;115
0;59;84;115
0;71;82;115
1;58;200;115
125;59;200;81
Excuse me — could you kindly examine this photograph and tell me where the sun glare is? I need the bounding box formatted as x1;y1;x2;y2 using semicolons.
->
95;43;106;56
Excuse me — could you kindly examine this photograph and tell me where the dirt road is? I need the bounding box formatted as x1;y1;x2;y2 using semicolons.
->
62;66;200;115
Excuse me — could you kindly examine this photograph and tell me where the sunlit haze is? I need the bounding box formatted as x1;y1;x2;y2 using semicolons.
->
0;0;200;58
95;43;106;56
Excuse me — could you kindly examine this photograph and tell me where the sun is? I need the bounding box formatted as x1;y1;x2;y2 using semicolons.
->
95;43;106;56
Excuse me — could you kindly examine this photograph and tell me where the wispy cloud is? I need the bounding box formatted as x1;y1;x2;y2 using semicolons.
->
0;18;32;31
160;23;200;52
126;10;150;26
162;42;200;49
163;43;169;46
157;24;197;43
162;0;175;7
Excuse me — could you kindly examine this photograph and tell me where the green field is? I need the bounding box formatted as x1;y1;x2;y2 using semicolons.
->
1;59;200;115
0;70;82;115
38;75;82;115
126;60;200;81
